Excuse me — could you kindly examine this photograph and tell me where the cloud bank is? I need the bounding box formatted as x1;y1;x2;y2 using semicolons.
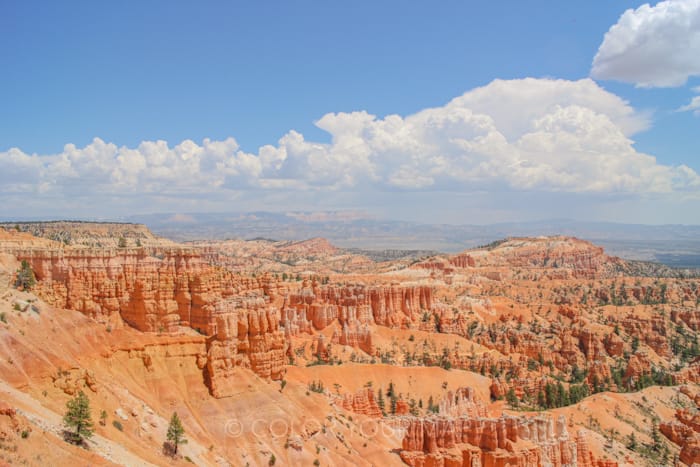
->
1;78;699;220
591;0;700;87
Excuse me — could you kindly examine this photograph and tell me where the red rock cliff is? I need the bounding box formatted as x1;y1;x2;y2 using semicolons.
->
15;248;287;395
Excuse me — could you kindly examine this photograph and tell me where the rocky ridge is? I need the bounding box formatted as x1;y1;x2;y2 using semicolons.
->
2;224;700;465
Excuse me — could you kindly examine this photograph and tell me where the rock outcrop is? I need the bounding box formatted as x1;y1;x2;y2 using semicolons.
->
623;352;652;384
338;388;383;418
437;387;488;418
399;414;593;467
206;296;287;397
283;282;434;331
0;402;30;442
464;236;624;279
660;409;700;466
14;248;287;396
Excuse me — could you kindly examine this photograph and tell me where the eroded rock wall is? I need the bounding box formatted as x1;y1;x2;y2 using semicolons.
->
16;249;287;395
399;414;589;467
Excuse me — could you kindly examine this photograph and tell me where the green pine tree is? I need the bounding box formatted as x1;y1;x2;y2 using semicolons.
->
650;422;662;451
15;260;36;290
166;412;187;456
505;388;519;408
63;390;94;445
409;399;419;416
387;382;395;398
377;389;386;415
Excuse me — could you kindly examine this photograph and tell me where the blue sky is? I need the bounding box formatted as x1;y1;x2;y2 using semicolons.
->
1;1;700;224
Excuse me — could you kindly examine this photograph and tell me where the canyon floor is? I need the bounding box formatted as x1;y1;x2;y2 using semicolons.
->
1;222;700;466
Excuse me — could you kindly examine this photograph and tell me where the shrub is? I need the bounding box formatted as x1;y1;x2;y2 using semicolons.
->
308;380;324;393
112;420;123;431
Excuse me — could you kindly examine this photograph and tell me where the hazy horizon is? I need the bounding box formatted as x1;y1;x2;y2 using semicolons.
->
4;210;700;228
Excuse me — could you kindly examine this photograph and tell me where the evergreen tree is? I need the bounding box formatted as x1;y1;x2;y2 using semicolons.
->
661;445;670;465
409;399;419;416
660;283;668;304
377;389;386;415
15;260;36;290
387;382;395;398
166;412;187;456
390;394;398;414
505;388;519;408
440;347;451;370
545;382;557;408
650;422;661;451
573;364;588;383
63;390;94;445
568;383;590;404
556;382;569;406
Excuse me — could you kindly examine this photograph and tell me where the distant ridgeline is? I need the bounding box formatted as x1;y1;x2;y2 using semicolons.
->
126;212;700;270
654;254;700;270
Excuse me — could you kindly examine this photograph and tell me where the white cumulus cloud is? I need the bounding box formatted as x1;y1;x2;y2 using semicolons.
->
591;0;700;87
0;78;698;218
0;148;43;191
679;95;700;115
